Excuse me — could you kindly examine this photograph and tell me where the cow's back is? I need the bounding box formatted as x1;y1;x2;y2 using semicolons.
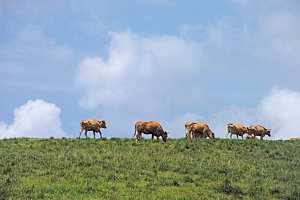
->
135;121;146;133
191;122;210;133
135;121;164;135
185;121;194;128
249;125;264;134
229;124;246;132
255;125;265;132
248;125;270;137
81;119;100;131
290;137;300;140
145;121;164;134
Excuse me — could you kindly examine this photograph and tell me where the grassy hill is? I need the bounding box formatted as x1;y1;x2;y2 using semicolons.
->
1;137;299;199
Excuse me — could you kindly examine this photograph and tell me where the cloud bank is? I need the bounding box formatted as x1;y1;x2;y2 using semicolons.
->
77;30;207;111
0;99;66;139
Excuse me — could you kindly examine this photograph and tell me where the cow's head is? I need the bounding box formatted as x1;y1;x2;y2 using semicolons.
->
266;129;271;137
243;127;248;133
101;120;107;129
209;131;215;142
162;131;168;142
246;127;253;135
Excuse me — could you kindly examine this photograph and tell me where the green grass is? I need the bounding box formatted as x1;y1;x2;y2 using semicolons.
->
1;137;300;199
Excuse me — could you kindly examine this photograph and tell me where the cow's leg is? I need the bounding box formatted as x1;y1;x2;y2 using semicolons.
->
136;132;141;142
185;127;188;140
186;131;190;139
84;129;88;138
99;130;102;138
260;136;263;140
152;134;154;142
157;135;159;141
230;133;232;139
93;131;96;139
79;127;83;138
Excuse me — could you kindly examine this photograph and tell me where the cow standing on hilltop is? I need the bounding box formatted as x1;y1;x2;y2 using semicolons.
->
186;122;215;142
226;123;248;139
247;125;271;140
79;119;107;139
134;121;168;142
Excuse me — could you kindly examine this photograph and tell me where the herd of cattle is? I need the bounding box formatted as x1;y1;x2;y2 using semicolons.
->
77;119;291;142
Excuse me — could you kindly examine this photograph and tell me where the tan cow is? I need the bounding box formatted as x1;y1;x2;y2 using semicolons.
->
247;125;271;140
134;121;168;142
246;134;259;139
189;122;215;142
185;121;195;139
290;138;300;140
79;119;107;139
226;123;248;139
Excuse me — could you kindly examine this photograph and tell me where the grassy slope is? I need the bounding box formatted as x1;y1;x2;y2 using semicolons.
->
0;137;300;200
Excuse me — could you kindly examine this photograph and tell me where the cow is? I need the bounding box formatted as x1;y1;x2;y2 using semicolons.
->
185;121;195;139
79;119;107;139
226;123;248;139
247;125;271;140
290;138;300;140
246;134;259;139
189;122;215;142
134;121;168;142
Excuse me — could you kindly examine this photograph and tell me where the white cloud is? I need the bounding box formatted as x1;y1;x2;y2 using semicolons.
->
0;99;66;139
258;88;300;140
76;30;207;111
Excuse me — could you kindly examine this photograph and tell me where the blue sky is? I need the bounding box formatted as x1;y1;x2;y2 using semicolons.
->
1;0;300;139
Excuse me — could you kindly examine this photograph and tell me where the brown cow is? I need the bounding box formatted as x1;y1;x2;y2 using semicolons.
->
185;121;195;139
247;125;271;140
189;122;215;142
246;134;259;139
79;119;107;139
226;123;248;139
290;138;300;140
134;121;168;142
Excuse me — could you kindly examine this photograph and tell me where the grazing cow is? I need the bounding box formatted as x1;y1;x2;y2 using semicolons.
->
79;119;107;139
185;121;195;139
226;123;248;139
247;125;271;140
189;122;215;142
290;138;300;140
134;121;168;142
246;134;259;139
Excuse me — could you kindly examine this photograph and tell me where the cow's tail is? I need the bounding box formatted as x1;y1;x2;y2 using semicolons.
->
133;126;137;137
226;123;233;138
